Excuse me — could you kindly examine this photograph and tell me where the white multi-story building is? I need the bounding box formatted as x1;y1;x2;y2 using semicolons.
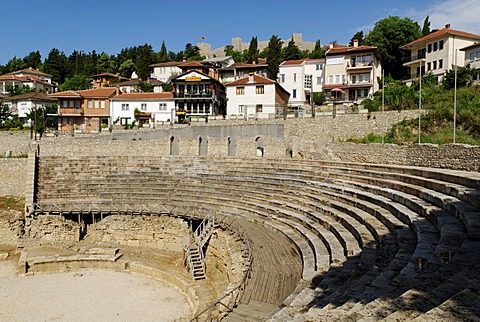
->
110;92;175;127
0;68;54;94
150;62;183;82
2;91;56;125
323;41;382;104
278;58;325;106
460;42;480;84
225;74;290;118
402;24;480;84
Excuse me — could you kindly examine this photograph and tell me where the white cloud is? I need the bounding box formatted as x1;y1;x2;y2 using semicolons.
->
417;0;480;33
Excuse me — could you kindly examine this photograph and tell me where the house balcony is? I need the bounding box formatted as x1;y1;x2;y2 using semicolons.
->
402;54;426;67
58;107;84;116
174;92;213;99
346;62;373;71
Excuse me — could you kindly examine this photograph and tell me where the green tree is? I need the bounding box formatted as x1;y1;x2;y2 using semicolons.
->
421;16;431;36
5;85;35;96
247;36;259;63
0;103;12;126
60;74;92;91
5;57;26;73
119;59;136;78
224;45;246;62
349;31;365;46
23;51;42;69
364;16;421;79
96;52;115;73
158;41;169;62
309;40;325;59
43;48;68;83
25;104;58;136
184;43;204;61
266;35;283;80
137;81;154;92
442;64;477;90
134;44;154;80
283;39;301;61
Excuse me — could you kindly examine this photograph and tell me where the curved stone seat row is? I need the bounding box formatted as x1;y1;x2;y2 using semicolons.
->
35;156;480;321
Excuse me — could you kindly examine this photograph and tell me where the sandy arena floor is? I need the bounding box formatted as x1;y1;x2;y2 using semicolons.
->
0;261;192;321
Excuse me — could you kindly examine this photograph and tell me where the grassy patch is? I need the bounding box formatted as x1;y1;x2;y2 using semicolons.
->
0;197;25;212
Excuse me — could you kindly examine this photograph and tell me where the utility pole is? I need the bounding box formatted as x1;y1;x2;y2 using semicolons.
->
418;59;422;144
382;68;385;144
453;49;458;144
310;75;315;118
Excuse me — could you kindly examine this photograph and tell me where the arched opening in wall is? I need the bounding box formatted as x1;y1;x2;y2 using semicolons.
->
255;136;264;157
199;136;208;156
227;137;236;157
170;136;179;156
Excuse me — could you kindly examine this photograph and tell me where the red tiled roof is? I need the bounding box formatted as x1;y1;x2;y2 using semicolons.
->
111;92;173;100
4;91;56;102
327;45;377;55
0;74;52;87
50;87;118;98
6;68;51;77
226;74;276;86
179;61;205;67
117;79;163;86
150;61;184;68
281;59;309;66
402;27;480;48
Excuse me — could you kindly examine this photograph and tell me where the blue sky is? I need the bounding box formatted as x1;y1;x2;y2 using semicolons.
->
1;0;479;65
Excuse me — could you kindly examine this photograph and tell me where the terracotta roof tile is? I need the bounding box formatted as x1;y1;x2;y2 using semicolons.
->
111;92;173;100
179;61;205;67
50;87;118;98
402;27;480;48
327;45;377;55
281;59;309;66
6;68;51;77
226;74;276;86
0;74;53;87
150;61;184;68
4;91;56;102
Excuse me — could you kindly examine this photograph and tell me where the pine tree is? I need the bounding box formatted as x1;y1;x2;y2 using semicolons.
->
349;31;365;46
422;16;431;36
158;41;168;62
247;36;258;63
283;39;301;61
266;35;283;80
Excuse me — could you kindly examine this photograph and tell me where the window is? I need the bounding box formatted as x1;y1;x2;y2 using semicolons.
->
427;62;431;71
100;101;105;109
470;52;476;62
439;40;444;50
238;105;244;114
476;51;480;60
94;100;99;109
256;104;263;113
335;75;340;83
304;75;312;88
328;75;333;84
292;89;297;98
279;74;285;83
433;61;437;70
293;73;297;82
433;42;438;51
69;100;74;108
316;64;323;70
439;59;443;69
121;104;129;111
88;118;92;126
352;75;357;83
427;44;432;53
75;101;80;108
88;100;93;108
255;85;264;94
141;103;147;111
316;76;322;85
236;86;245;95
159;103;167;111
62;100;68;108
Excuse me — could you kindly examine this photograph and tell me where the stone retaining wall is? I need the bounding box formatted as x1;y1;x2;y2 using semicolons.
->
0;159;27;197
88;215;189;252
25;215;82;242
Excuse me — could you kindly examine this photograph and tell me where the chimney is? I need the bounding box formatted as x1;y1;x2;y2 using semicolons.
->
353;39;359;48
248;73;254;83
445;23;451;29
329;43;334;49
182;56;187;62
115;85;120;96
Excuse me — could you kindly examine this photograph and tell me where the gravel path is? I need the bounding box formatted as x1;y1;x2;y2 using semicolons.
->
0;261;191;321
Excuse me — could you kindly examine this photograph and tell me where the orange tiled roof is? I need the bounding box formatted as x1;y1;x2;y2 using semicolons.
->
6;68;51;77
226;74;276;86
402;27;480;48
281;59;309;66
111;92;173;100
179;61;204;67
5;91;56;102
0;74;52;87
150;61;184;68
50;87;118;98
327;45;377;55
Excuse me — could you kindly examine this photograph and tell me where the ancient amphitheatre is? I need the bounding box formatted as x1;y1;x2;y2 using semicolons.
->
1;111;480;321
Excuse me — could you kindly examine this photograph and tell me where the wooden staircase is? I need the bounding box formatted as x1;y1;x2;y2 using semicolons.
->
183;213;216;280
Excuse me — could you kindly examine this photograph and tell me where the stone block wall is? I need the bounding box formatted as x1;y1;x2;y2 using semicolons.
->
0;159;27;197
88;215;189;252
26;215;82;241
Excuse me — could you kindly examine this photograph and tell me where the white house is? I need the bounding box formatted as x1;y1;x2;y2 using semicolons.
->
116;79;164;93
2;91;56;125
150;62;183;82
110;92;175;127
278;58;325;107
0;68;54;94
460;42;480;83
225;74;290;118
402;24;480;84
